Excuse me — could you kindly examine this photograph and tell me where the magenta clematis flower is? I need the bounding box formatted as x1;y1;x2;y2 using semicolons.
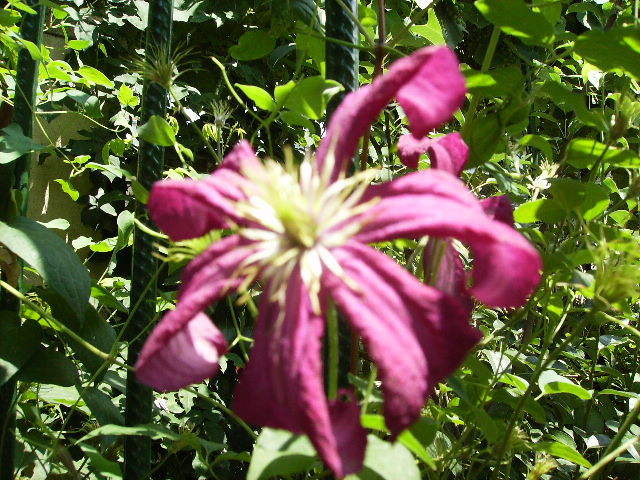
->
136;46;542;477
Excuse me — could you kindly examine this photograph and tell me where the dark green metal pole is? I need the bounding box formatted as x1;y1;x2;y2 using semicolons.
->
325;0;359;117
124;1;173;479
0;2;44;479
324;0;359;386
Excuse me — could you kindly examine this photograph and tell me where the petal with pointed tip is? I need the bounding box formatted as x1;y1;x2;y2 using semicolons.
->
355;171;542;308
136;312;227;391
325;242;481;437
148;141;258;240
317;47;465;177
234;272;366;478
135;235;254;391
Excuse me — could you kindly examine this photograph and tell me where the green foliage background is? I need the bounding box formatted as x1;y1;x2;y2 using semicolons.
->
0;0;639;479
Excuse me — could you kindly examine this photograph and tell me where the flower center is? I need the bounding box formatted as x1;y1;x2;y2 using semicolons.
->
232;150;378;311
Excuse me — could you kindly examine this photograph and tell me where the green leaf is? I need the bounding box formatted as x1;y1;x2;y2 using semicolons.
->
117;84;139;107
410;11;446;46
549;179;610;221
80;387;124;426
360;415;437;469
536;80;606;129
247;428;317;480
283;77;343;120
538;371;592;400
18;38;44;60
14;347;78;386
138;115;176;146
229;30;276;61
0;124;46;164
0;216;90;322
565;139;640;169
0;314;42;385
78;65;114;88
236;84;276;111
520;134;553;160
514;198;565;223
574;27;640;81
54;178;80;201
67;39;91;50
278;111;315;131
76;423;187;444
475;0;554;46
345;435;420;480
532;441;592;468
464;66;524;98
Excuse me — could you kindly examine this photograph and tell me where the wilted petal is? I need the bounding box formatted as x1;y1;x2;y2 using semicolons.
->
135;235;254;391
480;195;514;225
325;242;481;437
355;170;542;308
317;47;465;177
136;312;227;391
234;271;366;477
148;141;258;240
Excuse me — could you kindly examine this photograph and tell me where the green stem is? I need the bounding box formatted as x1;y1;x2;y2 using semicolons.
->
327;305;340;400
461;25;500;136
586;397;640;479
489;313;593;479
581;435;640;479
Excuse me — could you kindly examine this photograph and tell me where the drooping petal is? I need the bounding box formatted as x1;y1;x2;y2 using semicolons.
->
317;47;465;177
325;242;481;437
234;271;366;478
398;132;468;174
480;195;515;225
135;235;254;391
355;170;542;308
423;238;472;311
136;312;227;391
397;134;429;170
148;141;258;240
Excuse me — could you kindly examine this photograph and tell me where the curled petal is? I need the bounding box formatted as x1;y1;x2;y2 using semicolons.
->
234;272;366;478
355;170;542;308
398;132;468;174
480;195;515;226
325;243;481;437
135;235;254;391
148;141;258;240
317;47;465;177
136;312;227;391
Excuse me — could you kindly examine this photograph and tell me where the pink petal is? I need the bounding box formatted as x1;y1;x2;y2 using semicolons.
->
355;170;542;308
234;271;366;477
423;239;472;312
317;47;465;177
397;134;430;169
325;242;481;437
136;312;227;391
135;235;254;391
398;132;468;174
480;195;515;226
148;141;258;240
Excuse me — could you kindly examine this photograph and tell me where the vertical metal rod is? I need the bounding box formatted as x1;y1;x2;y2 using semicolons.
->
324;0;359;387
0;2;44;479
124;1;173;479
